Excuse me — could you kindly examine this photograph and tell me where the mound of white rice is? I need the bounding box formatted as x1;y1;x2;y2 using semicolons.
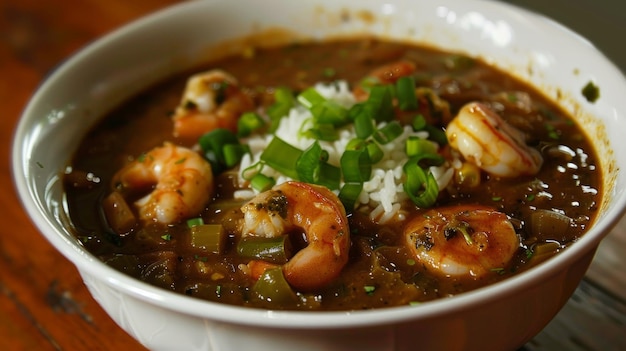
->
236;81;454;223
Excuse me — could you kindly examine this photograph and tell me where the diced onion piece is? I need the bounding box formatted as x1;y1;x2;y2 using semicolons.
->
102;191;137;235
529;209;573;239
454;162;481;188
189;224;226;254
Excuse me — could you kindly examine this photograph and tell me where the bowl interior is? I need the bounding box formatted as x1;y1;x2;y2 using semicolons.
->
12;0;626;328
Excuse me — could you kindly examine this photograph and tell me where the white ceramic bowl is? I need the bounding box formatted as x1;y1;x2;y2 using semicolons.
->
12;1;626;350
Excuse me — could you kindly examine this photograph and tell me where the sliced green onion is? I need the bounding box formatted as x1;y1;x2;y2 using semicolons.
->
396;76;418;111
223;144;250;168
188;224;226;254
373;121;404;144
302;123;339;141
241;161;265;181
340;149;371;183
424;125;448;145
366;141;384;164
237;236;292;264
297;87;326;109
405;137;437;157
358;76;380;92
311;100;349;126
250;173;275;192
365;85;394;122
296;141;325;184
267;87;295;132
412;114;427;130
198;128;242;173
345;138;366;151
187;217;204;228
403;156;440;208
354;112;375;139
317;163;341;190
345;138;383;164
237;111;266;137
338;182;363;211
260;137;301;179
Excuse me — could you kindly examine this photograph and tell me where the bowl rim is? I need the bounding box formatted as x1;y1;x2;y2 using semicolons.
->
11;0;626;329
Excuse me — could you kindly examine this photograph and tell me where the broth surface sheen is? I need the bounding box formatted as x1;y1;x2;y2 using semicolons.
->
64;38;601;311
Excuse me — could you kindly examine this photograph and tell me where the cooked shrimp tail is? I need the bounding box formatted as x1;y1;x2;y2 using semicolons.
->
173;70;255;141
239;181;350;292
405;204;520;278
446;102;543;177
111;142;214;224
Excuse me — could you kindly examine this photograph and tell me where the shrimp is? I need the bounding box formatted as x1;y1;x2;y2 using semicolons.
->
353;60;416;101
445;102;543;177
404;204;520;278
112;142;214;224
172;70;255;141
240;181;350;291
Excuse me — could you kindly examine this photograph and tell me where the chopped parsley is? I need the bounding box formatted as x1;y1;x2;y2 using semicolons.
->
582;81;599;103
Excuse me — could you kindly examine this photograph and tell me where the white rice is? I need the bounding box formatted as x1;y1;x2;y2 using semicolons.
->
237;81;452;223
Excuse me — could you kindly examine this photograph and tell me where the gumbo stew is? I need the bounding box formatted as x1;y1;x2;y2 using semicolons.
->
64;37;601;310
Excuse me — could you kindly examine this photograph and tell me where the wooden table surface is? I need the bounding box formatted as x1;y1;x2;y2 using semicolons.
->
1;1;179;349
1;1;625;350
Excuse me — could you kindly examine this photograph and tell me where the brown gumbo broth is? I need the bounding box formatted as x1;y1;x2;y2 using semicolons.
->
64;38;601;310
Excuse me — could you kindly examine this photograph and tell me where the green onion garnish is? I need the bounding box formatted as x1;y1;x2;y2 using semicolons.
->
260;137;302;179
340;149;371;183
311;100;349;126
412;114;427;131
198;128;243;173
406;137;436;157
403;154;443;208
354;112;375;139
267;87;295;132
296;141;326;184
297;87;326;109
250;173;275;192
424;125;448;145
373;121;403;144
302;122;339;141
223;144;249;168
396;76;418;111
338;182;363;211
237;111;266;137
364;85;394;122
186;217;204;228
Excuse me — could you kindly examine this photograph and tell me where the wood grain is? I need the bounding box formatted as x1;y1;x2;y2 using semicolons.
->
0;0;180;349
